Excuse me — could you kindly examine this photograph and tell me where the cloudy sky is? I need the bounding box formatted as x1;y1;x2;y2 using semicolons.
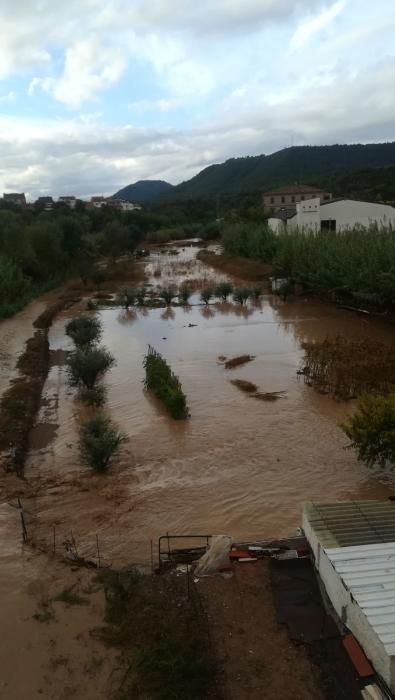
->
0;0;394;199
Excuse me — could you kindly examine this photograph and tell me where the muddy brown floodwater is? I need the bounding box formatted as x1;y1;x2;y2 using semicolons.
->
15;244;394;566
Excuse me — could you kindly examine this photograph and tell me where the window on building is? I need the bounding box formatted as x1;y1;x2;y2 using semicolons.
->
281;196;285;203
301;196;305;201
321;219;336;233
324;194;330;201
270;197;274;204
291;196;295;203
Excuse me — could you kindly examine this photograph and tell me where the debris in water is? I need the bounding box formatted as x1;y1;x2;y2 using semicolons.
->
218;355;227;362
252;391;287;401
224;355;255;369
230;379;258;393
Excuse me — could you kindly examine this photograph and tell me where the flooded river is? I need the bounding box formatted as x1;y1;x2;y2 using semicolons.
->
14;245;394;564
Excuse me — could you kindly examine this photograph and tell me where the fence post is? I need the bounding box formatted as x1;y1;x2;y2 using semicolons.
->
17;497;28;543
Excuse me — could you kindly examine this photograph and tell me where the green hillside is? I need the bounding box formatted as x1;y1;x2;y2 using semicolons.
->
166;143;395;200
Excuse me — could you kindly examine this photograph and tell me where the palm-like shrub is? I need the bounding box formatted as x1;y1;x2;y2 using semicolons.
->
67;347;115;390
66;316;102;348
80;415;126;472
144;346;189;419
200;288;213;305
79;385;107;407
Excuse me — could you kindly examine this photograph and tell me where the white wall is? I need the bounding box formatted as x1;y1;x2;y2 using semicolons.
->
321;200;395;231
303;511;393;690
268;217;285;234
287;198;395;233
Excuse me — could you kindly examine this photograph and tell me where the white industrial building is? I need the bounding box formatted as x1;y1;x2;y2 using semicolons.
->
269;198;395;233
303;501;395;692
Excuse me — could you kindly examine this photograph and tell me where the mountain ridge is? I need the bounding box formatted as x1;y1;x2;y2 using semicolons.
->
113;179;174;202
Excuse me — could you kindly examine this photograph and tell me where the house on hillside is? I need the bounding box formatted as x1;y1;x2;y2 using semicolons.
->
106;198;142;212
263;185;332;216
58;196;77;209
281;198;395;233
3;192;27;207
35;196;54;211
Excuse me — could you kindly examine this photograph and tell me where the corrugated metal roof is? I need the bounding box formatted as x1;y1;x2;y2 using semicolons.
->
325;542;395;656
304;501;395;548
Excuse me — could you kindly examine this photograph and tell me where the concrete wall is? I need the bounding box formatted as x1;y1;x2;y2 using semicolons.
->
268;217;285;234
288;198;395;233
303;511;393;690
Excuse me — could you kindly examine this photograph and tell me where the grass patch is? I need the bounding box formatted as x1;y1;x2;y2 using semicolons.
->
224;354;255;369
144;346;189;419
301;335;395;400
98;569;217;700
197;250;274;282
53;586;89;606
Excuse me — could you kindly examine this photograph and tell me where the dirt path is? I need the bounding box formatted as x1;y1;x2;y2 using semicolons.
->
199;560;325;700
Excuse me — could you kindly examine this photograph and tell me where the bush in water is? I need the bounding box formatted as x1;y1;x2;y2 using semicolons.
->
233;288;251;305
65;315;102;348
251;286;262;301
200;288;213;305
143;345;189;419
79;385;107;407
67;346;115;390
179;286;192;305
341;393;395;468
214;282;233;301
115;288;136;309
160;287;176;305
80;415;126;472
136;288;146;306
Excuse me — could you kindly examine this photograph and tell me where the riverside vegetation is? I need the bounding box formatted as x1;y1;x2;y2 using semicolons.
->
143;346;189;419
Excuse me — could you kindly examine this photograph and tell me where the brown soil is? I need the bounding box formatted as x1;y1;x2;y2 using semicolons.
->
230;379;258;393
199;560;325;700
197;250;274;282
225;355;255;369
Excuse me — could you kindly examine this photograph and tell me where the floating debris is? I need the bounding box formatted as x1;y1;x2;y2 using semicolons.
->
225;355;255;369
230;379;258;393
252;391;287;402
218;355;227;362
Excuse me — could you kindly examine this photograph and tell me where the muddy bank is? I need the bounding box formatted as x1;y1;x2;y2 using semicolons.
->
197;249;274;282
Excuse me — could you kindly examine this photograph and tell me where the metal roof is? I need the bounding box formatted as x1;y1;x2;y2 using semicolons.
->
325;542;395;656
304;501;395;549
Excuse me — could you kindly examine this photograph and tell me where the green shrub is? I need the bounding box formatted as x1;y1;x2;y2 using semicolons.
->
136;288;146;305
79;415;126;472
79;385;107;407
214;282;233;301
65;315;102;348
200;288;213;305
233;287;251;305
179;286;192;305
67;346;115;390
160;287;176;305
143;346;189;419
341;393;395;467
115;288;136;308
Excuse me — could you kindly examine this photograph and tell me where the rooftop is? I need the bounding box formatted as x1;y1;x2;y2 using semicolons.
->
304;501;395;548
264;185;324;196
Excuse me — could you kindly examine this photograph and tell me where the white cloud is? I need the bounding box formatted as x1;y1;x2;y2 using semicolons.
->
290;0;346;49
129;98;182;113
0;91;16;103
1;57;395;199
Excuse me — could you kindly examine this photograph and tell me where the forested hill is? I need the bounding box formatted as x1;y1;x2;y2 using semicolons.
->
166;143;395;200
113;179;174;202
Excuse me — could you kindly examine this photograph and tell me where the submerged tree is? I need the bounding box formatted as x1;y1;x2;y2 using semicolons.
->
80;415;126;472
66;316;102;348
233;288;251;305
200;288;213;305
67;346;115;390
179;286;192;305
214;282;233;302
341;393;395;468
116;288;136;309
160;287;176;305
